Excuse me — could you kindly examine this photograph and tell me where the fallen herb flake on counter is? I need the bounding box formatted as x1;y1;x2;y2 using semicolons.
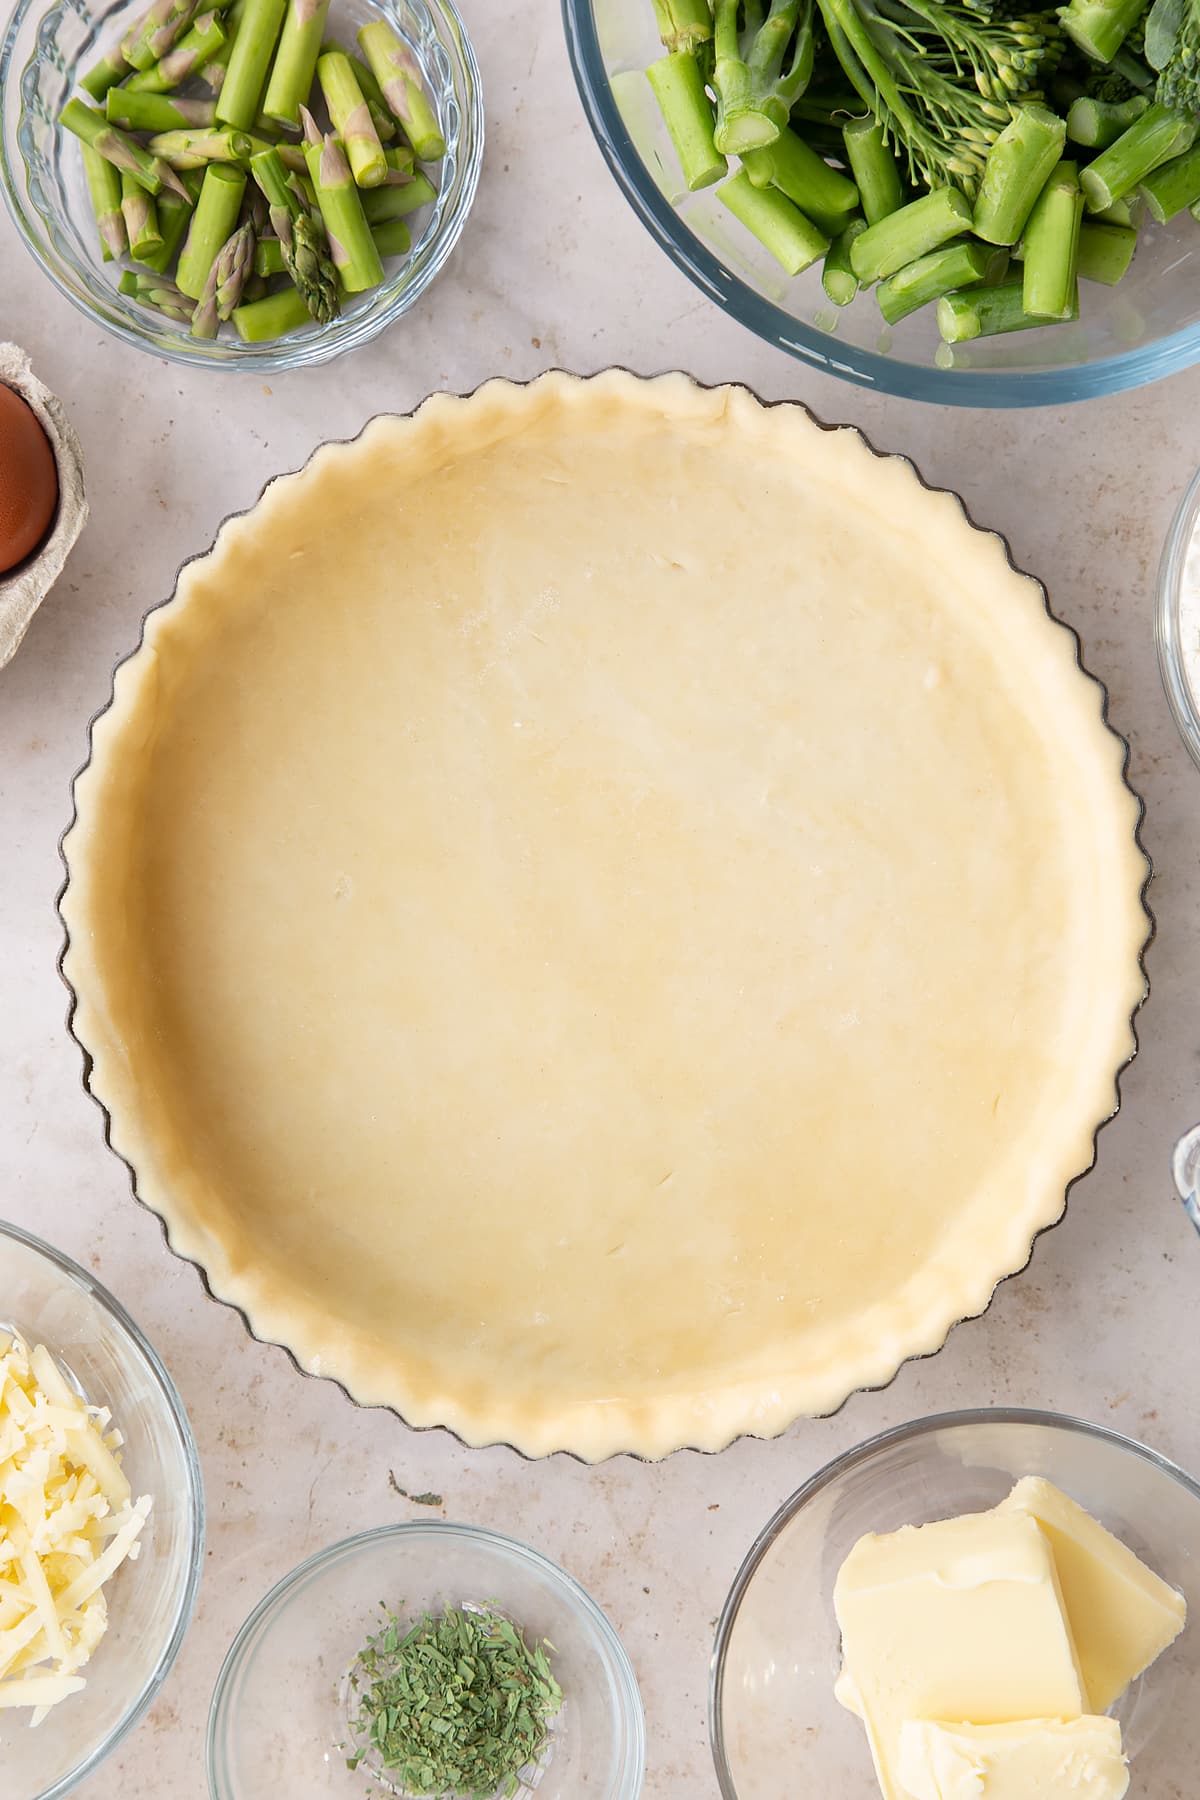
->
387;1470;443;1506
346;1600;562;1797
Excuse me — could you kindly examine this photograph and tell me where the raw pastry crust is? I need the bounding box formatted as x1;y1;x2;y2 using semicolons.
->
59;372;1149;1460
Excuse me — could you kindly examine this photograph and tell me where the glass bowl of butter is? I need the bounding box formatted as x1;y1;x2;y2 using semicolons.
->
711;1409;1197;1800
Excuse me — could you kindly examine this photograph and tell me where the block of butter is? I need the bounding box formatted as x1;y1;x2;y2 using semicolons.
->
834;1510;1089;1800
1000;1477;1186;1712
897;1717;1130;1800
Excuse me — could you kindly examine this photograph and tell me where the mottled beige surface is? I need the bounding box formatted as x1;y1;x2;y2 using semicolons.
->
3;1;1200;1793
61;374;1144;1460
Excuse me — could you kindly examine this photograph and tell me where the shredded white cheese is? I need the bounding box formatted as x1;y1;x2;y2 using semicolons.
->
0;1329;152;1725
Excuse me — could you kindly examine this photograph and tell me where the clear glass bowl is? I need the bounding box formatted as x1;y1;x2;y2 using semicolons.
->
711;1408;1200;1798
207;1521;646;1799
1155;464;1200;771
0;1218;205;1800
0;0;483;370
562;0;1200;406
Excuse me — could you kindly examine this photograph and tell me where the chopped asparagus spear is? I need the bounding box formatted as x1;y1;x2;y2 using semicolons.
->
1076;220;1138;283
123;0;201;71
876;239;1002;325
821;217;866;305
304;129;382;291
1067;94;1149;150
250;145;339;319
120;169;165;259
360;170;436;222
743;124;858;229
191;218;255;335
1022;159;1083;318
261;0;330;126
370;215;411;257
253;234;286;275
647;49;725;191
176;161;246;296
842;116;903;225
358;20;444;160
973;105;1065;246
81;51;131;99
382;145;415;179
136;179;196;272
850;187;973;284
107;90;217;132
125;10;226;90
1140;142;1200;220
81;143;126;259
938;277;1076;343
149;127;267;167
318;50;386;187
340;48;399;141
1094;196;1137;225
1080;104;1198;212
1059;0;1148;63
216;0;286;129
233;282;312;339
59;98;190;199
718;166;829;273
118;268;196;320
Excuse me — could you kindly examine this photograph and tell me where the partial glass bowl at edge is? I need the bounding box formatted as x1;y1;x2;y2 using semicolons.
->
1156;461;1200;771
562;0;1200;406
0;0;483;370
711;1408;1200;1799
207;1520;647;1800
1;1218;204;1800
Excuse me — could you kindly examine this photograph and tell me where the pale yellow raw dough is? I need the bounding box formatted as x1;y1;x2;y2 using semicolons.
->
60;373;1149;1459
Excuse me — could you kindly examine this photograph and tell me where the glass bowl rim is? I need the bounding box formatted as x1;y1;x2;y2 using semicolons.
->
0;0;484;373
560;0;1200;408
1155;462;1200;773
708;1405;1200;1799
206;1517;648;1800
0;1215;206;1800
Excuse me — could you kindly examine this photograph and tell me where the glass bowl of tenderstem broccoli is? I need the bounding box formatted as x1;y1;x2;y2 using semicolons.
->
564;0;1200;406
0;0;482;367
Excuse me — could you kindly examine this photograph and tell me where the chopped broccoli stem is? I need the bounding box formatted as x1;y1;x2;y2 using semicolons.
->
1076;219;1138;281
712;0;813;154
1140;141;1200;219
1060;0;1148;65
1022;158;1084;318
876;239;1001;324
1067;94;1149;149
1080;102;1198;211
821;216;866;303
973;105;1066;246
742;124;858;223
850;185;973;284
842;115;903;224
647;50;726;190
938;277;1076;343
717;167;830;272
651;0;713;53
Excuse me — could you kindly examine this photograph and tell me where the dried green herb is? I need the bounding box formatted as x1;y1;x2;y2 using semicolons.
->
346;1601;562;1798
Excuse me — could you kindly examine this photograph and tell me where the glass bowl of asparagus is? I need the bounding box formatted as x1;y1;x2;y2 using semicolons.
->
563;0;1200;406
0;0;482;365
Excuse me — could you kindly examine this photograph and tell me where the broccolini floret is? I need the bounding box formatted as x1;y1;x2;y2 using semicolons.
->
1145;0;1200;112
814;0;1062;195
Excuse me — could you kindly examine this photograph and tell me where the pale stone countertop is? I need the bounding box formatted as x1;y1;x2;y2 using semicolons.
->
4;4;1200;1796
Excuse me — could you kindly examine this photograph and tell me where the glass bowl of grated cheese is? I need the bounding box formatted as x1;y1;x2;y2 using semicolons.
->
1;1217;204;1800
1157;465;1200;772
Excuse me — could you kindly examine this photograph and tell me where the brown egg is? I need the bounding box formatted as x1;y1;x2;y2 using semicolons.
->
0;382;59;575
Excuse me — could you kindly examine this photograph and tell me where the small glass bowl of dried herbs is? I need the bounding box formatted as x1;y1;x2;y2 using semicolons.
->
344;1600;562;1796
207;1520;646;1800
